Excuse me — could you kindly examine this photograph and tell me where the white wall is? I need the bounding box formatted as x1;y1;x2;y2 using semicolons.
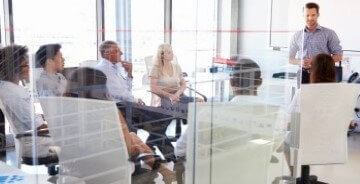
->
238;0;360;75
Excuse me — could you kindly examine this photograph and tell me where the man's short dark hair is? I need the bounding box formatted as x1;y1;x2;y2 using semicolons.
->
99;40;118;58
0;45;28;82
305;2;320;13
230;57;261;89
35;44;61;68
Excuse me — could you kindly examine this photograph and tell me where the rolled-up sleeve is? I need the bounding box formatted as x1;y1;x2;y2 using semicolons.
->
328;30;343;55
289;34;299;58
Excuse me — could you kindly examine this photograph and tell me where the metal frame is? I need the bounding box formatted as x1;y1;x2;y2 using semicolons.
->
115;0;132;62
3;0;14;45
0;0;3;46
164;0;172;44
215;0;222;58
96;0;105;60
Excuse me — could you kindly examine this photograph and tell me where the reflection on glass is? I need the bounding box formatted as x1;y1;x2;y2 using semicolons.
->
186;102;284;184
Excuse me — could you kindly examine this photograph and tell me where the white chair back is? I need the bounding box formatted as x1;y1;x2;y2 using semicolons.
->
144;55;179;75
79;60;98;68
0;100;23;168
39;97;131;184
297;83;359;165
144;56;154;75
186;102;283;184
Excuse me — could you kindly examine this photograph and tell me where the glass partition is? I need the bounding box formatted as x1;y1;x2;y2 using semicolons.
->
0;0;307;183
183;0;302;183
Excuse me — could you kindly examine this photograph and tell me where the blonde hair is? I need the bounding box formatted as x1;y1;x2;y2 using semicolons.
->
154;43;173;74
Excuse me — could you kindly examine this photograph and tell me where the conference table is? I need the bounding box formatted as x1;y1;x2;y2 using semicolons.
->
0;161;51;184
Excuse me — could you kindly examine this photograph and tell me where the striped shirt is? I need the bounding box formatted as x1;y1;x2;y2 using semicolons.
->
289;25;342;59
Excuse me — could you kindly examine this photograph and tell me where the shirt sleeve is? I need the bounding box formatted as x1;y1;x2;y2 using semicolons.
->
289;33;299;58
106;76;136;103
328;30;343;55
126;77;133;91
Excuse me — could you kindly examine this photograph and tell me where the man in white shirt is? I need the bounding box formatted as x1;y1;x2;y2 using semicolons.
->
95;40;144;104
35;43;67;96
0;45;57;158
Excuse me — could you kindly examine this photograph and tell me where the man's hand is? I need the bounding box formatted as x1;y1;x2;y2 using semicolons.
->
121;61;133;78
303;58;312;69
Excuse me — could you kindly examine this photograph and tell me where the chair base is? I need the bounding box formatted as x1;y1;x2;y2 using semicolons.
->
47;165;59;176
272;176;295;184
296;175;328;184
22;155;59;175
296;165;328;184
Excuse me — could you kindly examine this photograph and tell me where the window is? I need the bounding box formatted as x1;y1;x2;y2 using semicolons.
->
172;0;217;74
131;0;164;63
12;0;97;67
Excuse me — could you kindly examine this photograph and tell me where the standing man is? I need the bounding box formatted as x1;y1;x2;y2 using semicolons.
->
289;2;342;83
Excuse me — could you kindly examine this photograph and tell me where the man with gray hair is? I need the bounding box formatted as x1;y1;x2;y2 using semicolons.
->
96;40;144;104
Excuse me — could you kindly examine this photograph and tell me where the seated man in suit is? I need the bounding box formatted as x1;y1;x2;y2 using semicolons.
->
0;45;58;158
35;43;67;97
95;40;176;162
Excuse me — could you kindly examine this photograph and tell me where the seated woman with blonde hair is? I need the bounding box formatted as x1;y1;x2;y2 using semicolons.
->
150;43;203;108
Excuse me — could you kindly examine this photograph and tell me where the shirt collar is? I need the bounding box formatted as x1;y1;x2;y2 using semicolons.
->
40;70;57;77
100;58;114;66
100;58;123;68
304;24;322;32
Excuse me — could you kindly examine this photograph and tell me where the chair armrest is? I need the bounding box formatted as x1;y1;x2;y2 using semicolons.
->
15;130;50;139
186;87;207;102
130;153;162;170
131;153;161;162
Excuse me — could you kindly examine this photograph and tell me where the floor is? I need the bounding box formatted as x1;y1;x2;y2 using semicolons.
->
310;133;360;184
2;125;360;184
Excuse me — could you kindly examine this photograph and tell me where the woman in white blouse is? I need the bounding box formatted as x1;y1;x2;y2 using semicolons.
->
150;43;203;106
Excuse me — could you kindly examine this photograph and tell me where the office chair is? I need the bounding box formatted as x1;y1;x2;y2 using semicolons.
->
0;100;58;175
79;60;98;68
292;83;359;184
185;102;282;184
40;97;162;184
